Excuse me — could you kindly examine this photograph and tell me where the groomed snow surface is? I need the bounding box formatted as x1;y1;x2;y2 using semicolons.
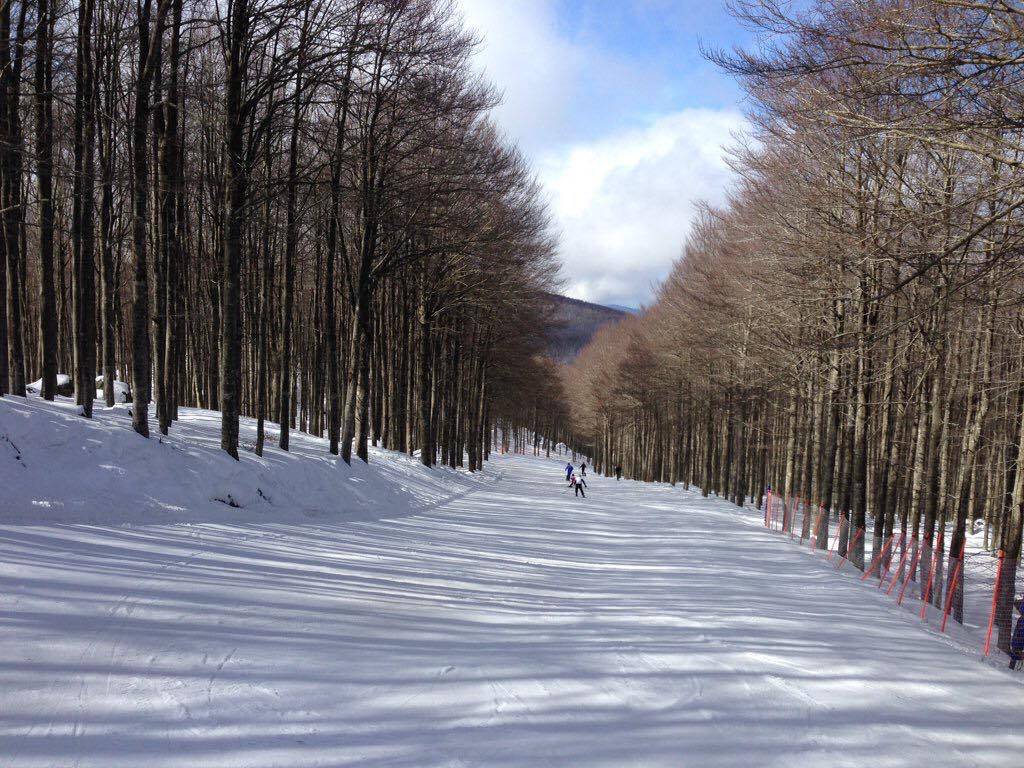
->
2;396;1024;767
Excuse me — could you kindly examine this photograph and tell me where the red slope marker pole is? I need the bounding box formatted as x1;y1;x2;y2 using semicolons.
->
837;526;864;571
897;540;924;606
919;538;940;620
879;532;905;588
809;505;822;549
828;516;846;562
884;536;917;598
863;533;895;582
941;541;967;633
813;504;827;551
983;550;1005;657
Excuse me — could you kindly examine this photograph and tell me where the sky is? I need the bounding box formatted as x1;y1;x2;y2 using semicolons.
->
456;0;755;309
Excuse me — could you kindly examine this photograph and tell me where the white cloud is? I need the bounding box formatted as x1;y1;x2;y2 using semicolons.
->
456;1;748;307
540;109;747;306
457;0;586;154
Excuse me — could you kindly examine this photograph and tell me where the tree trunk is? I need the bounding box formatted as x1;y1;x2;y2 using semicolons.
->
219;0;249;459
35;0;57;401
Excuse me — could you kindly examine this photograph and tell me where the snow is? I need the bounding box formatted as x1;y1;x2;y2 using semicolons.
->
771;500;1024;653
25;374;71;397
25;374;131;403
2;396;1024;767
95;376;132;403
26;373;71;390
0;395;480;523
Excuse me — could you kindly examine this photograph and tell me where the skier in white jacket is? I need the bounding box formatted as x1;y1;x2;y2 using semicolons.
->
571;470;587;498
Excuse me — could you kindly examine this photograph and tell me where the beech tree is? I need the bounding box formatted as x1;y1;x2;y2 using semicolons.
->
0;0;562;480
568;0;1024;652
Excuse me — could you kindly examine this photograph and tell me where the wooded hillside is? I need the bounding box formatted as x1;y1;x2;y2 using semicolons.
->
0;0;569;471
541;293;627;363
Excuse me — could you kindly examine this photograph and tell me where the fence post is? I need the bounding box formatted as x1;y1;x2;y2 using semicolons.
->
765;489;772;528
897;538;923;605
828;516;846;562
887;535;915;595
837;527;863;571
983;550;1005;657
940;541;967;633
879;532;905;587
863;533;894;581
919;538;939;620
809;505;823;549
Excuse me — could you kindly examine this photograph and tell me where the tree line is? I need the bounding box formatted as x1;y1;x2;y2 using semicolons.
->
0;0;564;471
567;0;1024;653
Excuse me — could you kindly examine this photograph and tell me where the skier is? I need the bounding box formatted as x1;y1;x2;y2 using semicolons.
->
581;461;587;477
1010;598;1024;670
614;464;622;481
571;470;587;498
565;462;574;483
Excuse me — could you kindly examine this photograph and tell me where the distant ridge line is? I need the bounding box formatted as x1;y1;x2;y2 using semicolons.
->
541;292;630;363
540;291;631;315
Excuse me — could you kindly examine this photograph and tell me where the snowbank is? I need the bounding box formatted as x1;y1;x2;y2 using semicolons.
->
25;373;72;397
95;376;132;403
0;394;487;523
25;374;131;402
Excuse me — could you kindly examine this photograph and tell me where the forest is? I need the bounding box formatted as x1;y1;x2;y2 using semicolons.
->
568;0;1024;652
3;2;1024;762
0;0;569;470
5;0;1023;651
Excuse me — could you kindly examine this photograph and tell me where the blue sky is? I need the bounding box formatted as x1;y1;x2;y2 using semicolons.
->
457;0;756;307
540;0;751;144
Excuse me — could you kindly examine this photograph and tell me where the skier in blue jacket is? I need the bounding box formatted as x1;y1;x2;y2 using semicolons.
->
565;462;574;482
1010;598;1024;670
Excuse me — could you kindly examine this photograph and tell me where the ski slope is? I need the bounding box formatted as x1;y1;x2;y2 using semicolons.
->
3;413;1024;766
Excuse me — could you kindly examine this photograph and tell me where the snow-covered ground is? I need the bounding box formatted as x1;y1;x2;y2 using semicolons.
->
2;396;1024;767
0;395;481;522
771;498;1022;652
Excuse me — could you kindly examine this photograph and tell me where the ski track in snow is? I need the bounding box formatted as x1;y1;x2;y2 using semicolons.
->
3;451;1024;766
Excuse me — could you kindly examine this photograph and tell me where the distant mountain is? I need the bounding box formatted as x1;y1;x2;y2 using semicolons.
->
607;304;639;315
541;293;629;363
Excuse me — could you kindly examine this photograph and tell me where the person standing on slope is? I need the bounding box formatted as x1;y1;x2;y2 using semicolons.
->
614;464;622;481
581;461;587;477
1010;598;1024;670
565;462;574;483
572;470;587;498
